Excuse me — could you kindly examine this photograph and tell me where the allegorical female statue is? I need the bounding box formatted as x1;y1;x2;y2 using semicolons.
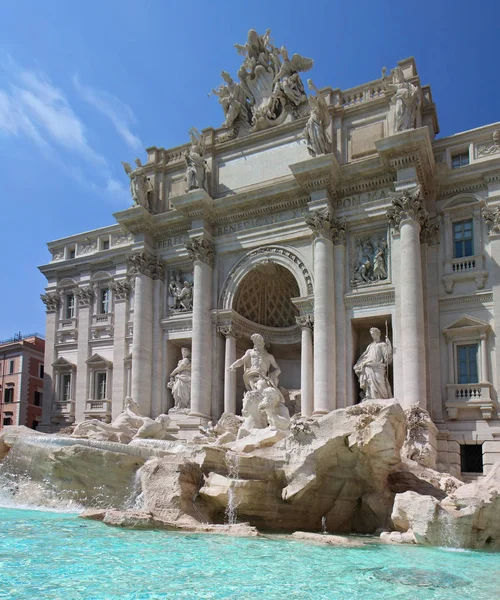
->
167;347;192;411
353;327;393;400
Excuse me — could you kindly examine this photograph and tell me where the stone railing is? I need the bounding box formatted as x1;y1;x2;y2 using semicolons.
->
442;254;488;293
85;399;112;415
445;382;494;420
341;83;385;108
92;314;113;326
60;317;77;329
51;400;75;415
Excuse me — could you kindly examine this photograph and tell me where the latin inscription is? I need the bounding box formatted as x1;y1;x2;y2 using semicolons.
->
157;236;185;249
216;208;308;236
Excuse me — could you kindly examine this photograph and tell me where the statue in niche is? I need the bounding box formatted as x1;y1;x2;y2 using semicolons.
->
121;161;153;210
184;128;207;192
210;71;251;129
167;347;192;412
303;79;331;157
382;66;421;133
228;333;290;438
351;236;388;285
353;327;393;400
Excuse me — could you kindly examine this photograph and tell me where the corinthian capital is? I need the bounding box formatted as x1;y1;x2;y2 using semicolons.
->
40;292;60;312
127;250;165;280
483;206;500;236
75;286;94;308
185;235;215;267
110;279;131;301
387;186;428;232
295;314;314;330
305;210;346;243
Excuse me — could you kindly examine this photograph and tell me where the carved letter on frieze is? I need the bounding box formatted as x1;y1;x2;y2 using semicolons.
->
75;286;94;308
387;186;428;232
483;206;500;236
40;292;61;312
305;210;345;243
185;236;215;267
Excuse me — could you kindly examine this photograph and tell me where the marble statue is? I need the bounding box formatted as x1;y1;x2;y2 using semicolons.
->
210;71;250;129
133;414;173;440
353;327;393;400
228;333;281;391
184;128;207;192
352;236;388;284
168;273;193;312
383;66;420;133
273;46;312;107
229;333;291;438
303;79;331;157
167;348;192;412
122;161;152;210
212;29;313;134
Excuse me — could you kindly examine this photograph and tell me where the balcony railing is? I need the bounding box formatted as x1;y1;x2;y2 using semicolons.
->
443;254;488;293
84;399;112;414
445;382;494;420
92;314;112;326
51;400;75;414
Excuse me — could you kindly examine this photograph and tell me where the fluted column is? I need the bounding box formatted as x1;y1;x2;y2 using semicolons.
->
388;187;428;408
186;236;214;420
74;286;93;423
129;251;164;417
110;280;131;419
296;315;314;417
219;325;238;415
305;210;344;414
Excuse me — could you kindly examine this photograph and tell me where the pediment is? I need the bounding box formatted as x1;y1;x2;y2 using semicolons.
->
52;357;75;369
86;353;113;367
443;314;489;338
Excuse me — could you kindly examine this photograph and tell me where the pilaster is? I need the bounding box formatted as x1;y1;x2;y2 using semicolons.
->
110;280;130;420
74;286;93;423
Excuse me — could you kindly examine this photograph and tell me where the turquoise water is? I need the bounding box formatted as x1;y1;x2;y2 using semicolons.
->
0;507;499;600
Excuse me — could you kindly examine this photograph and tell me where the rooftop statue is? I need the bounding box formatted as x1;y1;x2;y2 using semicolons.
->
212;29;313;134
382;65;421;133
184;128;207;192
122;161;153;210
303;79;331;157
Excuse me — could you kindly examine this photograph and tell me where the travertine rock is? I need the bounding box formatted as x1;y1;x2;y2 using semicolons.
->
291;531;367;547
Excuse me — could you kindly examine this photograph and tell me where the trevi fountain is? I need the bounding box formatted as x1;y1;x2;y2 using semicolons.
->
2;28;500;600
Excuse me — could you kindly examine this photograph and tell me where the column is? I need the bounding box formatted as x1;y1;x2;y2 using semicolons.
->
219;325;238;415
305;210;343;414
334;237;347;408
480;333;488;383
186;236;214;420
40;294;58;429
296;315;314;417
74;286;92;423
151;273;165;416
129;251;158;417
388;187;428;408
110;280;130;420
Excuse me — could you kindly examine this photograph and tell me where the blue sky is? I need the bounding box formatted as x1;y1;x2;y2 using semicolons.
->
0;0;499;340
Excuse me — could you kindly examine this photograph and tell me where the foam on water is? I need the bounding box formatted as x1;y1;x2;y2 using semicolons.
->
0;507;498;600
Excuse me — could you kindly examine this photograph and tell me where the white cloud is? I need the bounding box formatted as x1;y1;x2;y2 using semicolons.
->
73;74;142;150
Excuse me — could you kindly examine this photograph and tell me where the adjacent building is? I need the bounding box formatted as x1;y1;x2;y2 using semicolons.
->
0;333;45;430
38;31;500;477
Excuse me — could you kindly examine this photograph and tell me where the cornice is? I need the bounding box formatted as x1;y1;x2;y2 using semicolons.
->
344;288;395;308
289;152;341;196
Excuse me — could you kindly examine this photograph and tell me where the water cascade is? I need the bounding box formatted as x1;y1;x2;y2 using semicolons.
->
224;451;241;525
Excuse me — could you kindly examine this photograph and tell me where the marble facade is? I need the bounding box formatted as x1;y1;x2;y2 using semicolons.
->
39;33;500;475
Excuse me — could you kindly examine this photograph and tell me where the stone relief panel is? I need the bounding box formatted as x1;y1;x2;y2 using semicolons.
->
476;130;500;158
350;230;390;288
167;269;194;313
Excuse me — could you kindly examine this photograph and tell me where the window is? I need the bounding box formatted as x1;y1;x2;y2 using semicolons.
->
32;420;39;430
3;415;13;426
100;288;111;314
8;360;14;374
457;344;478;384
34;391;42;406
39;364;44;379
453;220;473;258
4;388;14;403
60;373;72;401
96;372;107;400
102;240;110;251
461;444;483;473
69;249;76;259
451;152;470;169
65;294;75;319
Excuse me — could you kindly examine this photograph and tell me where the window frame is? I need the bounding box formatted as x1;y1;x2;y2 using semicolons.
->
65;293;75;319
456;343;479;384
451;151;470;169
8;360;14;374
452;219;474;258
4;387;14;403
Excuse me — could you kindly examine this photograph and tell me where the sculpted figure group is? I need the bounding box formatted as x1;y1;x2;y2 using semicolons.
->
168;272;193;312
